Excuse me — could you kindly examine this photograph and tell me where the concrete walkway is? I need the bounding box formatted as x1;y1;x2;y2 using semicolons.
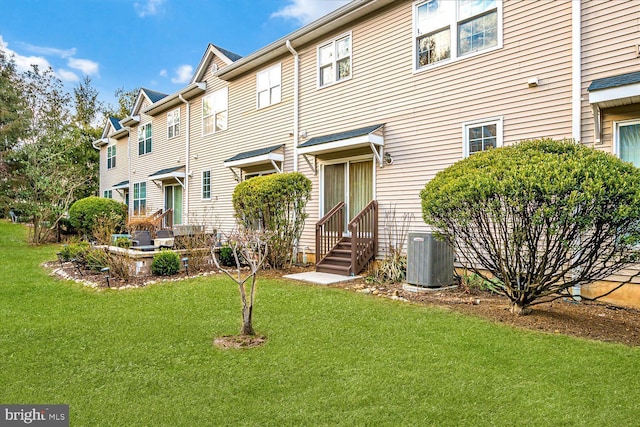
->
283;271;361;285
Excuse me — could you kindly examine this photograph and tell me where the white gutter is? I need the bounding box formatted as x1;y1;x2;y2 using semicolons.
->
286;40;299;172
571;0;581;143
179;94;190;223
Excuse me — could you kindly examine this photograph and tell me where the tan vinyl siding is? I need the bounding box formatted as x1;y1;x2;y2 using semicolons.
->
293;0;573;254
581;0;640;147
99;132;129;204
187;54;295;233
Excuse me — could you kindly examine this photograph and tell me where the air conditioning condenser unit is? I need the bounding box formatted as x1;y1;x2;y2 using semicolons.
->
406;232;454;287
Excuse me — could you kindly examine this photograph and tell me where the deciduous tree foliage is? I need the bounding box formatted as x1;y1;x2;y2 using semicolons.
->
232;172;311;268
420;139;640;314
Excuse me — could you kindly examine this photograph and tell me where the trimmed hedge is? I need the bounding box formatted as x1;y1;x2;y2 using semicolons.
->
232;172;311;268
69;196;127;237
151;250;181;276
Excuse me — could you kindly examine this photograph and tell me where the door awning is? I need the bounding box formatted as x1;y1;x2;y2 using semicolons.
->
112;180;129;190
588;71;640;142
223;144;284;181
148;165;185;187
297;124;385;174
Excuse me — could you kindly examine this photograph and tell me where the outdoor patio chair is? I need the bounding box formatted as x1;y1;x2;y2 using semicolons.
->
154;229;175;249
131;230;157;251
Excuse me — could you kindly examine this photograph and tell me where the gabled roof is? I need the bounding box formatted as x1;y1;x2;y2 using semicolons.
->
144;82;207;116
108;117;122;132
588;71;640;92
130;87;169;117
93;116;125;148
191;43;243;84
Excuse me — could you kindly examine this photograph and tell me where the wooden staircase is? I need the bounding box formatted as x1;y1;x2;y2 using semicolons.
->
315;200;378;276
317;237;352;275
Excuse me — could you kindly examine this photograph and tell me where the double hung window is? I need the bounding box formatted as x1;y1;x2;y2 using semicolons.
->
257;64;281;109
202;170;211;200
167;109;180;139
138;123;152;155
203;88;228;135
107;145;116;169
318;34;351;87
133;182;147;216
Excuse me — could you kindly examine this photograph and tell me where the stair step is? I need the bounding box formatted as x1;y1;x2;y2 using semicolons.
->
317;264;350;275
324;257;350;265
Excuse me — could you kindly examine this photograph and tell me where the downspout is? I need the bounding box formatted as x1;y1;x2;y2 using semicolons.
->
571;0;582;300
286;40;299;172
179;94;190;224
571;0;581;143
126;127;132;219
286;39;301;263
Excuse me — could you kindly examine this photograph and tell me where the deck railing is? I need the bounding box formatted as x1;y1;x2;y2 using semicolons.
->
315;202;345;267
348;200;378;276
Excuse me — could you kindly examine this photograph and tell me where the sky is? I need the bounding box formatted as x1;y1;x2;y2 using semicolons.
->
0;0;350;111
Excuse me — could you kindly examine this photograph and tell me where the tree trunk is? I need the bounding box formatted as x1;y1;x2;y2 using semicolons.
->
241;305;255;336
510;302;532;315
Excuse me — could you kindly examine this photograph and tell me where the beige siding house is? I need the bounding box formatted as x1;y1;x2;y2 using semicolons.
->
95;0;640;307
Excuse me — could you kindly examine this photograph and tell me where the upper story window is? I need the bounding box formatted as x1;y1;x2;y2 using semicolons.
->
202;170;211;200
257;63;282;109
138;123;152;155
414;0;501;70
167;108;180;139
318;33;351;87
463;117;503;157
203;88;228;135
107;145;116;169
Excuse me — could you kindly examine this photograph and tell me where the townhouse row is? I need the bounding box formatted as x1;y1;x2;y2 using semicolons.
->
95;0;640;307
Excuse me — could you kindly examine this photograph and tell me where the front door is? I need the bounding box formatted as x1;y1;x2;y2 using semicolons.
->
164;184;183;226
322;159;373;232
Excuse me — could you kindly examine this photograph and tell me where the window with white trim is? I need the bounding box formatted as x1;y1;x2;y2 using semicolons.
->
614;119;640;167
167;108;180;139
103;190;112;199
463;117;503;157
203;88;228;135
138;123;152;155
133;181;147;216
107;145;116;169
257;64;281;109
202;170;211;200
414;0;500;70
318;33;351;87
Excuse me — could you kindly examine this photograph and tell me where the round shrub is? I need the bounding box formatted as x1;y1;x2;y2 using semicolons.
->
69;196;127;237
218;245;236;267
151;250;181;276
420;138;640;313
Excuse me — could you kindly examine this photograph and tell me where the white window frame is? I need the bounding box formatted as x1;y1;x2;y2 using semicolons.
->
201;170;211;200
133;181;147;216
107;144;116;169
202;88;228;136
243;170;277;181
257;63;282;109
103;190;112;199
613;118;640;164
413;0;503;73
138;123;152;155
462;116;503;158
167;108;180;139
317;32;352;88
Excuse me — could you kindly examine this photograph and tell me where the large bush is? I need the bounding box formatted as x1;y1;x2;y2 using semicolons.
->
421;138;640;314
233;172;311;268
69;196;127;238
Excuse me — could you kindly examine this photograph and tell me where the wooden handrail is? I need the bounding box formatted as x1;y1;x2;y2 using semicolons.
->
315;202;345;266
348;200;378;276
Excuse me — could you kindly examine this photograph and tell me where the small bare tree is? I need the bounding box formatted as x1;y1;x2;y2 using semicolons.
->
211;227;269;336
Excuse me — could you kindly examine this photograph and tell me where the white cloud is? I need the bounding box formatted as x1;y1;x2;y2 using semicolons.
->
56;68;80;82
159;69;168;77
171;65;193;84
271;0;350;25
68;58;99;75
134;0;166;17
0;35;52;72
18;42;76;58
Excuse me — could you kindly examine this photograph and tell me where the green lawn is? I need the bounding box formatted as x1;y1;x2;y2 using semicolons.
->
1;221;639;426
